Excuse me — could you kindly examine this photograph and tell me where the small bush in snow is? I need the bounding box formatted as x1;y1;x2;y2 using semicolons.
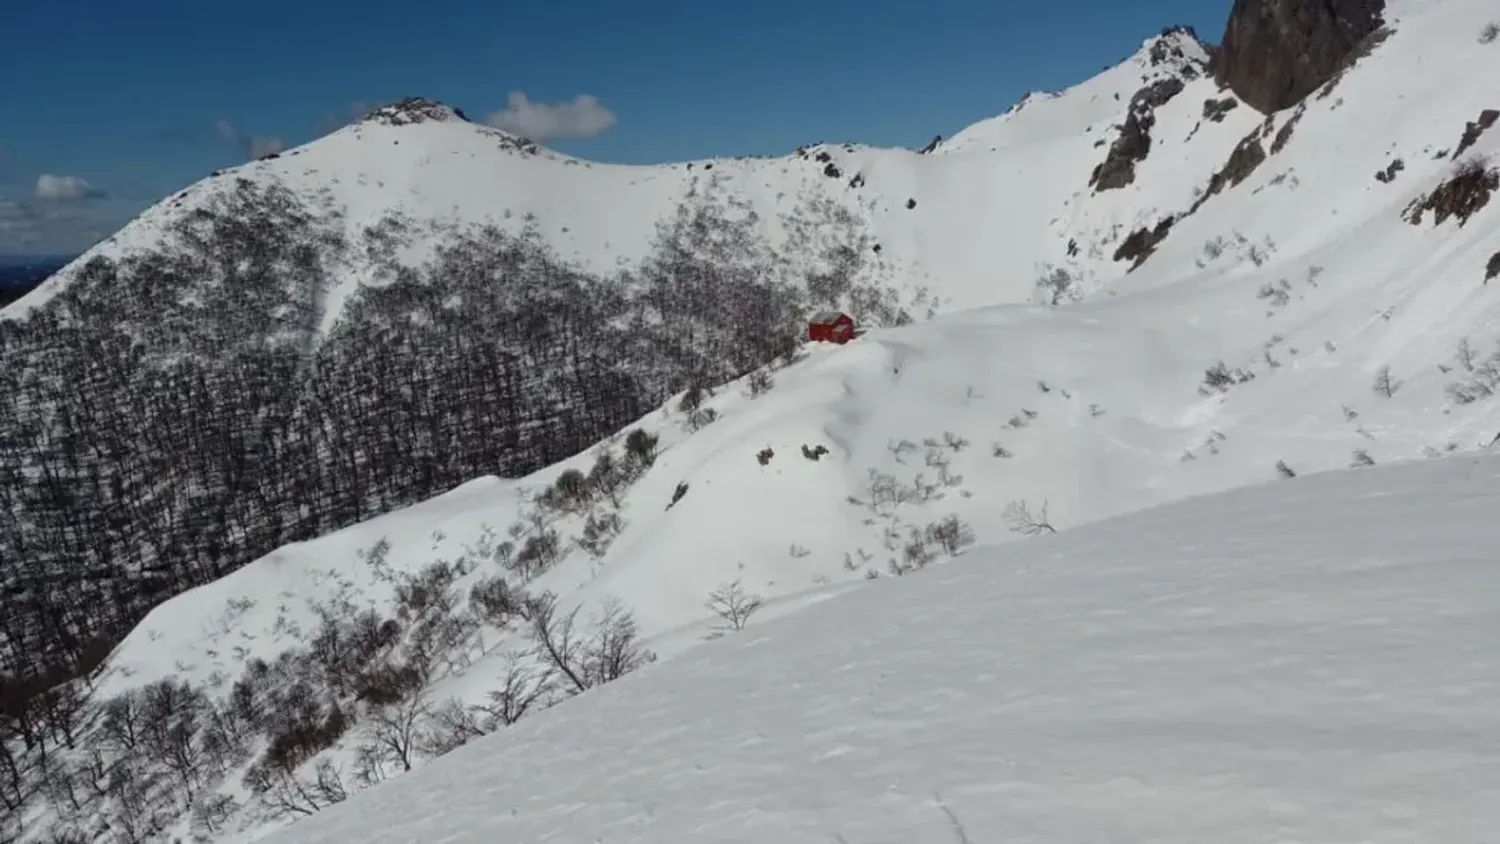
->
802;443;830;461
624;427;660;468
1444;337;1500;404
1481;22;1499;44
685;405;719;432
705;580;765;632
1200;361;1254;394
1276;460;1297;479
1350;449;1376;467
926;514;977;555
745;368;774;397
1004;500;1057;536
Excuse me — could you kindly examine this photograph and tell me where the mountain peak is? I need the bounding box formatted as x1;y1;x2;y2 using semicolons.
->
1137;24;1213;77
360;97;471;127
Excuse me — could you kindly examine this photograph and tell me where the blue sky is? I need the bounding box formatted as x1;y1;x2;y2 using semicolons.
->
0;0;1230;256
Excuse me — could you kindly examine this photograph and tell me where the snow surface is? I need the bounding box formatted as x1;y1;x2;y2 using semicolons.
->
14;0;1500;839
260;449;1500;844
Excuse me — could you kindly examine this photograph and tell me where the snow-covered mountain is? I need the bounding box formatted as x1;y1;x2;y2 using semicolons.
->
5;0;1500;840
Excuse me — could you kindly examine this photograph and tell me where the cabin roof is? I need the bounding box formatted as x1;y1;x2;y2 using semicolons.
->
809;310;849;325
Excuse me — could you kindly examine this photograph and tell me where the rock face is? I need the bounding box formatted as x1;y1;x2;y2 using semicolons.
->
1216;0;1386;113
1089;78;1187;192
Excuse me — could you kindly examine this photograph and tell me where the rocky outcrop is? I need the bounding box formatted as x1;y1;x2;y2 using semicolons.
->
1454;109;1500;160
363;97;470;126
1403;160;1499;228
1113;216;1177;268
1090;78;1186;191
1203;97;1240;122
1374;158;1405;183
1215;0;1386;113
1149;26;1209;76
1190;124;1272;214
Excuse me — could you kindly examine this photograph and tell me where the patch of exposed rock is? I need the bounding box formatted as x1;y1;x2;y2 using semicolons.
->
1403;159;1499;228
1487;251;1500;283
1374;158;1405;183
918;135;942;154
1454;109;1500;160
1269;103;1305;153
1190;123;1271;213
1090;78;1186;192
1216;0;1387;113
362;97;470;126
1114;216;1177;269
1203;97;1240;122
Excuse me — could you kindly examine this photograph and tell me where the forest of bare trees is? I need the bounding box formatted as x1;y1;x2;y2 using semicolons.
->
0;172;906;789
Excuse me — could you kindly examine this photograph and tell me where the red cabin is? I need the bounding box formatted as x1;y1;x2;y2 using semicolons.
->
808;310;856;344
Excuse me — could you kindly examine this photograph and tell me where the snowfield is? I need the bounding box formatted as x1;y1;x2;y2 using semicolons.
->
8;0;1500;840
258;449;1500;844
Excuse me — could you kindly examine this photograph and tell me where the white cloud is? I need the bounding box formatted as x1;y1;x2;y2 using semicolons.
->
215;119;285;160
249;136;285;158
35;174;98;201
485;92;616;141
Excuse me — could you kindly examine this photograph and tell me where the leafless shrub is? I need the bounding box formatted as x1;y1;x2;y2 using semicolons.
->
190;792;241;838
705;580;765;632
926;514;976;555
416;697;488;758
1275;460;1297;479
1372;365;1398;397
1004;500;1057;536
745;368;774;397
1481;21;1499;44
474;653;555;729
468;574;526;627
528;593;655;697
1445;337;1500;404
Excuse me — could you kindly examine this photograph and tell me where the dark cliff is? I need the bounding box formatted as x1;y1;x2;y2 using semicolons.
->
1216;0;1386;113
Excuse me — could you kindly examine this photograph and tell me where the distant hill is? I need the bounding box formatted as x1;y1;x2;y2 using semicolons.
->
0;256;71;307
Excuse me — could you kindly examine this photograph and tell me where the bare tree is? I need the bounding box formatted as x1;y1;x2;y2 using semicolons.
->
360;692;430;775
705;580;765;631
1004;500;1057;536
475;652;554;728
416;697;488;758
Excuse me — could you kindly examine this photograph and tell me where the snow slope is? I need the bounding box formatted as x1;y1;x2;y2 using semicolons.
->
261;448;1500;844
